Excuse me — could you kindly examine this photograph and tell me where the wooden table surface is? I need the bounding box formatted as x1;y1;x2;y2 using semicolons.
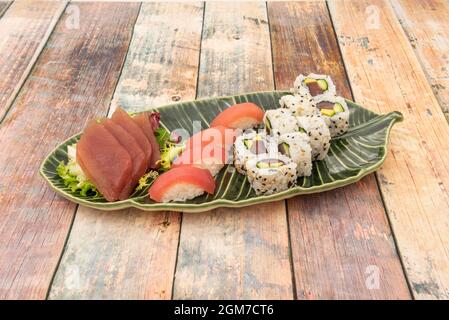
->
0;0;448;300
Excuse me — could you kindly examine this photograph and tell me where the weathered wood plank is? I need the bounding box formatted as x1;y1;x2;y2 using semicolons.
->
173;2;293;300
0;1;11;18
328;0;449;299
49;2;204;300
0;0;67;121
0;2;140;299
268;1;410;299
390;0;449;122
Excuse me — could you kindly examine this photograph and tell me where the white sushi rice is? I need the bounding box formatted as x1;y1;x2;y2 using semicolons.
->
279;94;319;117
292;73;336;100
314;95;350;137
191;161;225;177
159;183;206;203
297;115;331;160
233;131;277;174
277;132;312;177
263;109;298;137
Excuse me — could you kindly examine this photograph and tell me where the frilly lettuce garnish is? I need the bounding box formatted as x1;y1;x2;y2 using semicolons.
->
154;126;184;172
135;171;159;191
56;144;99;197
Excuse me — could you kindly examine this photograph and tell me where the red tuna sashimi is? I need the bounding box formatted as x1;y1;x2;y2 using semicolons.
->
210;103;264;129
111;108;152;169
77;121;133;202
102;119;147;200
133;113;161;169
149;166;215;203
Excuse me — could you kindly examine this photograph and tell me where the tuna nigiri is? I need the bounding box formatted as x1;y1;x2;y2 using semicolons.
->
210;102;265;129
172;142;230;176
149;166;215;203
184;125;237;151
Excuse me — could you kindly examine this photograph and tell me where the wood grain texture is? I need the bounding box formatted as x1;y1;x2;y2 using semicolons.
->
0;0;67;121
390;0;449;122
0;2;140;299
328;0;449;299
173;2;293;300
0;1;11;18
49;2;204;300
269;1;410;299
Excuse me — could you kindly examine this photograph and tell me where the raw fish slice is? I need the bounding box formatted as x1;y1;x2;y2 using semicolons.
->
172;141;229;176
133;113;161;169
149;166;215;203
103;119;147;200
77;121;132;202
184;126;237;152
111;108;152;169
210;103;265;129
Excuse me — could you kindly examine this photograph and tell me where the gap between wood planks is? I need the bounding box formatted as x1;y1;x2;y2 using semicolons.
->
0;2;142;299
0;1;68;124
328;0;449;299
0;0;443;299
390;0;449;123
48;2;202;299
265;1;298;300
44;2;144;300
0;1;12;18
325;0;414;297
268;0;410;299
170;1;206;301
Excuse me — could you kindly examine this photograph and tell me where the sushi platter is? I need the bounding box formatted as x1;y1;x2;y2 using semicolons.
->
40;74;403;212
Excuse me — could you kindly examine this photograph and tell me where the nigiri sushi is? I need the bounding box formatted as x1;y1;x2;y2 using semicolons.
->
172;142;230;176
149;166;216;203
184;125;236;151
210;102;264;130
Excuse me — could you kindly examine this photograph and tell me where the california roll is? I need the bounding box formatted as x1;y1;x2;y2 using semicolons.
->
297;115;331;161
314;95;349;137
292;73;336;100
279;94;319;117
277;132;312;177
233;131;276;174
263;109;298;137
246;154;297;195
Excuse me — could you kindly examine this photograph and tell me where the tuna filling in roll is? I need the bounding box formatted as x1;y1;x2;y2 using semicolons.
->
316;101;345;117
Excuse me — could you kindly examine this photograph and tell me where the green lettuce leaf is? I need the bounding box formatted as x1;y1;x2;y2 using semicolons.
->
135;171;159;191
56;146;100;197
154;126;184;172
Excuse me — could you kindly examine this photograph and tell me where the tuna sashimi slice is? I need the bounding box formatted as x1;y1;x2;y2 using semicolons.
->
111;108;152;169
102;119;147;200
149;166;215;203
133;113;161;169
77;121;133;202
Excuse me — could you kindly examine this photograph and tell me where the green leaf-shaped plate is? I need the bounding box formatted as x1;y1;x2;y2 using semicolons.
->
40;91;402;212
